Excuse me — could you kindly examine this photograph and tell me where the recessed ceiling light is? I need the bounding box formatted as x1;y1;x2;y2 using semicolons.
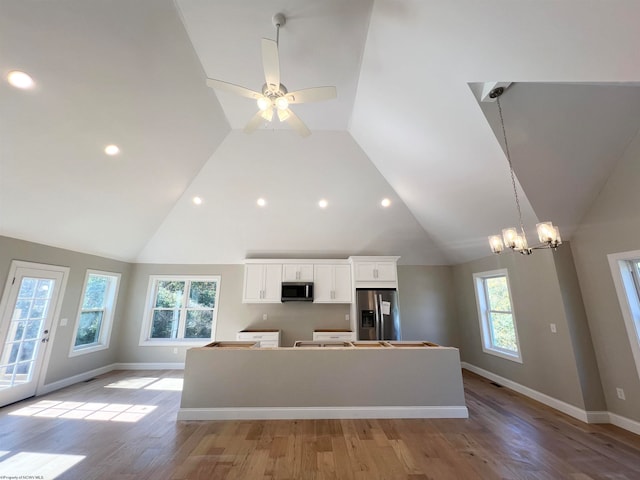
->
104;145;120;156
7;70;34;89
381;198;391;207
192;196;203;205
257;198;266;207
318;199;328;209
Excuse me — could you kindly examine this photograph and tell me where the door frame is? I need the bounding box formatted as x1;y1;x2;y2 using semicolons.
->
0;260;70;396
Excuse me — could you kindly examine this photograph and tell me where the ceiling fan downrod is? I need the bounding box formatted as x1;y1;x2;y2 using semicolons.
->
272;13;286;46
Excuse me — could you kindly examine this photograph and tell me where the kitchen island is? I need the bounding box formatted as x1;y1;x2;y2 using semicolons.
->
178;341;467;420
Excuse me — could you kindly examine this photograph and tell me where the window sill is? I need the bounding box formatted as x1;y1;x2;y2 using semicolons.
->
69;343;109;357
482;347;523;364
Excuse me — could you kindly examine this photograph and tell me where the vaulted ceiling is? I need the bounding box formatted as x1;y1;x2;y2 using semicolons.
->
1;0;639;265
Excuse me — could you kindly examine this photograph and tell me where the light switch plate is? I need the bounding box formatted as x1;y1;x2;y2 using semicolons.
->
60;318;68;326
263;313;268;321
345;314;350;321
550;323;557;333
616;387;626;400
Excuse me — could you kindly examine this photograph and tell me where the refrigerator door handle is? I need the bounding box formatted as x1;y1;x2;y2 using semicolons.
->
373;294;381;340
378;294;385;340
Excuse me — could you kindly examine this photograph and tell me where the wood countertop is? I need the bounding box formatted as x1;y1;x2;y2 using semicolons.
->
313;329;352;332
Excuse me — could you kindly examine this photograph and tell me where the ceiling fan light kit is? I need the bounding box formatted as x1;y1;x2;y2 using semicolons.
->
206;13;337;137
487;86;562;256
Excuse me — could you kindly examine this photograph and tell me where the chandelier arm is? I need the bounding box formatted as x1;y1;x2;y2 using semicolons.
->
496;96;526;237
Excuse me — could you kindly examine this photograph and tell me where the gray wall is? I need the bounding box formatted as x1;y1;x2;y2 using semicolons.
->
452;245;604;410
570;129;640;421
397;265;458;346
117;263;460;363
117;263;351;363
0;236;131;385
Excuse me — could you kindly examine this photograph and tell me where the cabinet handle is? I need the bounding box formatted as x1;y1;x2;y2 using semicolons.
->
374;268;378;279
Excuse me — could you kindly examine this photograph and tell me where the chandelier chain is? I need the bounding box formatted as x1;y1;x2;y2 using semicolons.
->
496;96;526;236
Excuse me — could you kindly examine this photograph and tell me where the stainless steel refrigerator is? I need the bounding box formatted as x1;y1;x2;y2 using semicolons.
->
356;288;401;341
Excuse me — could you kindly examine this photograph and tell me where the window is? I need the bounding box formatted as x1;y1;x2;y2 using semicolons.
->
608;251;640;380
473;269;522;362
70;270;121;356
140;275;220;346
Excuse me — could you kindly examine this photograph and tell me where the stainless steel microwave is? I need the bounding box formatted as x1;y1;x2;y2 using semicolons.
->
281;282;314;302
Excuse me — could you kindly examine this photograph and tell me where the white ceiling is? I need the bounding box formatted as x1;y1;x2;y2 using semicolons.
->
2;0;640;265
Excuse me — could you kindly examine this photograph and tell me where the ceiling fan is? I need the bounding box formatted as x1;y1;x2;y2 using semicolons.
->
206;13;337;137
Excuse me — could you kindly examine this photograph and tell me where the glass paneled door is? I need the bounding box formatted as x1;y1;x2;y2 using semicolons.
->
0;262;68;407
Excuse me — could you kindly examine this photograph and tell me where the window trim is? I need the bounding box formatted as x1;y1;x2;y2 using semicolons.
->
139;274;221;347
473;268;523;363
608;250;640;381
69;269;121;357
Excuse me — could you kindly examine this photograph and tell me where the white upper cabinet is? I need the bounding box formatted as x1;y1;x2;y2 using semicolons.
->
282;264;314;282
351;256;400;288
314;264;352;303
354;261;396;282
243;264;282;303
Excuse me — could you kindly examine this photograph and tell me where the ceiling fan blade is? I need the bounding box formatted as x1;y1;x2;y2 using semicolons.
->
261;38;280;92
243;111;265;134
206;78;262;100
285;86;337;104
284;109;311;137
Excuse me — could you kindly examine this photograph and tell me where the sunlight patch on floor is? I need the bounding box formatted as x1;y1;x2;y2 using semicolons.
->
144;377;183;391
104;376;183;391
0;451;85;479
9;400;157;422
104;376;159;389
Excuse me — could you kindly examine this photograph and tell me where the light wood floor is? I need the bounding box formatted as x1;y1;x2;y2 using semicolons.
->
0;369;639;479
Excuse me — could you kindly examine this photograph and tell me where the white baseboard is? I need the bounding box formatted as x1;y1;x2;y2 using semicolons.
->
38;363;118;395
609;412;640;435
177;405;469;421
462;362;640;436
112;362;185;370
37;362;184;396
585;411;611;424
462;362;597;423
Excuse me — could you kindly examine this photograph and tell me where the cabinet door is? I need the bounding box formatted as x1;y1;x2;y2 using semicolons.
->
313;265;334;302
333;265;352;303
283;264;314;281
375;262;397;281
263;264;283;302
355;262;377;281
243;264;265;302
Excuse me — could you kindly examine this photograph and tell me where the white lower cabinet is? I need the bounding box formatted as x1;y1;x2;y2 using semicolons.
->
312;331;354;341
313;264;352;303
237;330;281;347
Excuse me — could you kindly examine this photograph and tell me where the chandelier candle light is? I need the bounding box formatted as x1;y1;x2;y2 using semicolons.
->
487;87;562;255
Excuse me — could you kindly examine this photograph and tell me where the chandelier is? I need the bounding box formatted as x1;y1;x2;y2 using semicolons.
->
487;86;562;255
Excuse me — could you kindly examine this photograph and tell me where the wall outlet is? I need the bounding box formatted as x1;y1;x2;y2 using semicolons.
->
616;387;626;400
550;323;557;333
173;348;178;354
59;318;68;327
345;314;350;322
263;313;268;321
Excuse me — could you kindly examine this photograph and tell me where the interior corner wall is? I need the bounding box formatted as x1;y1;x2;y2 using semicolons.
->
569;128;640;422
452;248;588;410
552;244;606;411
397;265;459;347
0;235;132;386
